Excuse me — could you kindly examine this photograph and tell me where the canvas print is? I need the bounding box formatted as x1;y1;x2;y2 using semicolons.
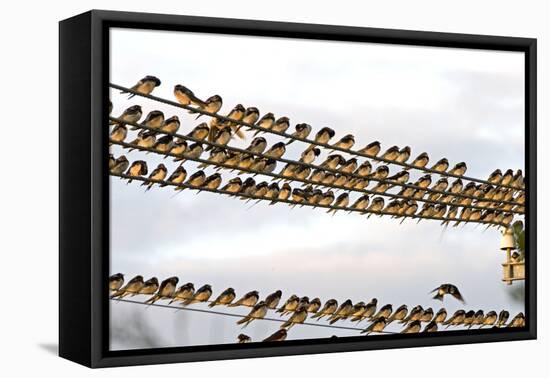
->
108;28;526;351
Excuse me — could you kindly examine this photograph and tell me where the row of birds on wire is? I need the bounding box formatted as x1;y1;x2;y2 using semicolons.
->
109;154;516;227
110;76;525;194
108;114;525;215
110;274;525;340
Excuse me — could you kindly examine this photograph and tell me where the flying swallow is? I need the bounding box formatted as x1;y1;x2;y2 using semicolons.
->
141;164;167;190
401;320;422;334
229;290;260;307
160;115;181;134
287;123;312;145
237;301;268;327
168;282;195;304
361;317;387;335
430;284;465;303
110;275;144;299
333;134;355;150
122;75;161;98
263;329;287;342
181;284;212;306
138;277;160;295
109;273;124;292
238;334;251;343
144;276;179;304
174;84;205;107
208;288;236;308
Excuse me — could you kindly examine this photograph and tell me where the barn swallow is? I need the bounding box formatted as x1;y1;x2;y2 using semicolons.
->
351;298;378;322
144;276;179;304
142;164;167;190
110;124;128;143
253;112;275;136
277;295;300;316
444;310;466;328
226;104;245;123
265;182;280;201
221;177;243;193
449;162;467;176
169;138;187;158
242;107;260;124
387;305;408;324
181;284;212;306
433;204;447;218
185;170;206;187
201;173;222;191
110;156;129;175
208;287;236;307
236;153;255;171
386;170;409;183
110;275;144;299
193;95;223;119
372;304;393;320
262;159;277;175
182;143;204;160
246;137;267;154
433;308;447;323
414;174;432;189
237;301;268;327
125;160;148;183
361;317;387;334
281;306;308;329
396;146;411;163
355;161;372;177
488;169;503;184
198;147;228;169
423;321;438;332
307;298;322;313
327;193;349;214
333;134;355;150
381;146;400;161
497;310;510;327
358;141;381;157
339;158;358;174
512;169;524;189
328;299;353;324
109;273;124;291
138;277;159;295
430;284;465;303
366;197;385;214
432;177;449;192
229;290;260;307
300;147;320;165
287;123;312;145
400;305;423;324
481;311;498;328
311;299;338;320
137;110;164;130
264;290;283;309
238;334;251;343
174;84;205;107
370;165;390;180
321;173;336;185
111;105;143;126
350;195;370;211
263;328;287;342
470;310;485;328
168;282;195;304
264;142;286;159
276;183;292;202
187;123;210;141
431;158;449;172
352;178;369;190
123;75;161;98
384;200;402;215
420;308;434;322
129;129;156;150
271;116;290;134
507;312;525;327
240;177;256;195
109;154;116;170
321;154;345;170
313;127;336;145
161;166;187;188
160;115;181;134
401;320;422;334
153;135;174;153
449;179;463;194
410;152;429;168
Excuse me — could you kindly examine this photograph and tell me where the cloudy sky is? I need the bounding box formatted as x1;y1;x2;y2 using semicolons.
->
109;28;525;350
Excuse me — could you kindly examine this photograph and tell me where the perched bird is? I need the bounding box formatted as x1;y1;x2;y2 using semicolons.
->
187;123;210;141
169;283;195;304
193;95;223;119
263;329;287;342
122;75;161;98
339;158;358;174
430;284;465;303
420;308;434;322
327;193;349;214
372;304;393;320
110;105;142;126
109;273;124;292
138;110;164;130
481;311;498;328
264;290;283;309
366;197;385;214
110;275;144;299
280;306;308;329
287;123;312;144
169;138;188;158
497;310;510;327
162;166;187;187
109;124;127;143
449;162;467;176
181;284;212;306
400;305;423;324
237;301;268;327
125;160;148;183
153;135;174;154
507;312;525;327
423;321;438;333
129;129;156;150
272;116;290;133
307;298;322;313
110;156;129;175
253;112;275;136
208;287;236;307
242;107;260;124
313;127;336;145
488;169;503;184
355;161;372;177
370;165;390;180
387;305;408;324
512;169;524;189
401;320;422;334
361;317;387;335
138;277;159;295
246;137;268;154
141;164;167;190
396;146;411;163
433;308;447;324
358;141;381;157
185;170;206;187
415;174;432;189
350;195;370;211
431;158;449;172
300;147;321;165
276;295;299;315
386;170;409;184
432;177;449;192
320;154;345;170
470;310;485;328
109;154;116;170
221;177;243;193
202;173;223;190
311;299;338;320
229;290;260;307
464;312;478;328
238;334;251;343
174;84;205;107
327;299;353;324
410;152;429;168
160;115;181;134
333;134;355;150
444;310;466;328
145;276;179;305
381;146;400;161
264;142;286;159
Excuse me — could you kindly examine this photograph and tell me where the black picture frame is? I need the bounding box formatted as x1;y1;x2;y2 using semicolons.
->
59;9;537;368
